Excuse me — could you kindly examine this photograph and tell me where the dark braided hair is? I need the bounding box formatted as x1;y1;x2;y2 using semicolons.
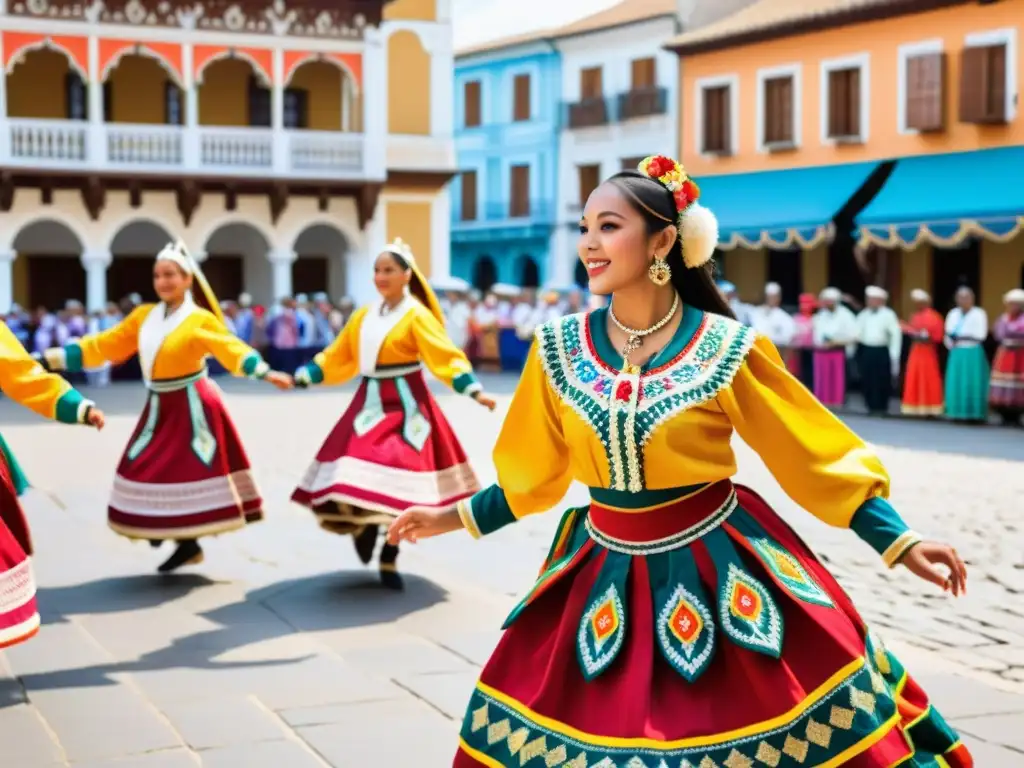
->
605;170;734;319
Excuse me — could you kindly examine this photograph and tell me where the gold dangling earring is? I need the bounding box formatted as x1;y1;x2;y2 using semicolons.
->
648;255;671;286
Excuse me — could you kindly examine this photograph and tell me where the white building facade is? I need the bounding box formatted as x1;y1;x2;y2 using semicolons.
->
550;11;681;288
0;0;455;314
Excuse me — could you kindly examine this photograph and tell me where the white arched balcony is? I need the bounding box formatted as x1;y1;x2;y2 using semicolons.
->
0;38;386;181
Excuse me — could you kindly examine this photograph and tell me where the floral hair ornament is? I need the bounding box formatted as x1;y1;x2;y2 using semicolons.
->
637;155;719;270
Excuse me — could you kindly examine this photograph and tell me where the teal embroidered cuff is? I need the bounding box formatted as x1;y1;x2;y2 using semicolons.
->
461;484;517;537
240;352;270;379
453;371;482;396
55;389;89;424
850;497;922;568
295;362;325;387
55;344;83;372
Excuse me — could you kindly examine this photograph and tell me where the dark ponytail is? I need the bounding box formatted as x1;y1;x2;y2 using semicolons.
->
606;170;734;319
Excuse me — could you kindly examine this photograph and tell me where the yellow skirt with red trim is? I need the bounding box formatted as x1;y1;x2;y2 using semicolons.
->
454;482;972;767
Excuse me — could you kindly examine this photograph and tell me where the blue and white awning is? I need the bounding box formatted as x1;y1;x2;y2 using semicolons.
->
857;146;1024;249
697;162;882;251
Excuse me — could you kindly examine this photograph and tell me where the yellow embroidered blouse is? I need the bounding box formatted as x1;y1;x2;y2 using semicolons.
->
0;322;94;424
461;306;914;565
44;302;270;381
296;298;481;395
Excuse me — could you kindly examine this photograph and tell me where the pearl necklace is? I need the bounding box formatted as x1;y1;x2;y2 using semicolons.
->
608;292;680;367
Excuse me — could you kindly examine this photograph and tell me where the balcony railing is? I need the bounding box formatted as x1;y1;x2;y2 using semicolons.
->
564;98;611;129
3;118;369;178
454;199;555;225
617;87;668;120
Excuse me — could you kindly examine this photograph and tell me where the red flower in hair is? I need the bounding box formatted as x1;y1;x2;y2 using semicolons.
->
682;179;700;201
673;188;691;211
646;155;676;179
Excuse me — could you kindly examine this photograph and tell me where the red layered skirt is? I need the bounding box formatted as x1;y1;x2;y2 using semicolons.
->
902;341;944;416
990;342;1024;410
108;373;263;540
455;482;972;767
291;368;478;533
0;439;39;648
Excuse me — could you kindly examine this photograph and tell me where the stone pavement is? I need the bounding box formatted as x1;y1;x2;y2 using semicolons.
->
1;374;1022;766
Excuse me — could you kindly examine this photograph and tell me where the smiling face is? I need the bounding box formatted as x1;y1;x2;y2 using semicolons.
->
373;252;410;302
578;182;675;296
153;259;191;304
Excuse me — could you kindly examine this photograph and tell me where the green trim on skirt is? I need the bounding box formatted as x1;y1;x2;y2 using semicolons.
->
944;346;990;421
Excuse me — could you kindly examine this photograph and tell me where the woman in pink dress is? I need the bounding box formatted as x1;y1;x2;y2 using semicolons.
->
990;288;1024;426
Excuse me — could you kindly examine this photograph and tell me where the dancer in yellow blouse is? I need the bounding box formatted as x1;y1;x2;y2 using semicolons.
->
389;157;972;767
42;242;292;572
1;322;104;647
292;238;494;589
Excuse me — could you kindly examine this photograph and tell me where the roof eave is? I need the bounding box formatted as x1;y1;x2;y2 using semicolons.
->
555;12;679;43
663;0;970;56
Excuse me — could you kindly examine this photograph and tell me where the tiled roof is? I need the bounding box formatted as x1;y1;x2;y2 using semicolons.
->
665;0;963;53
456;0;677;58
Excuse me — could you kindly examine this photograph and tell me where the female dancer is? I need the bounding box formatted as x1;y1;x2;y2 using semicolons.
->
1;321;105;647
42;242;293;573
990;287;1024;425
901;288;945;417
292;238;495;590
944;286;989;422
390;157;971;767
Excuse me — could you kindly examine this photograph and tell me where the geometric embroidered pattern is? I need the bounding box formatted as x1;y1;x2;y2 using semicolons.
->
577;582;626;680
185;383;217;466
718;563;783;658
655;584;715;682
461;658;896;767
535;312;756;492
749;537;834;608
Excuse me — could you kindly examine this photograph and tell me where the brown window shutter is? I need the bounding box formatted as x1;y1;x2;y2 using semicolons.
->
720;86;731;153
764;76;793;144
578;164;600;207
460;171;477;221
581;67;603;100
620;156;645;171
510;165;530;217
828;69;843;136
958;46;986;123
847;68;861;136
984;44;1007;122
464;81;481;127
631;58;656;90
513;74;531;121
780;77;793;141
704;86;729;152
907;53;946;131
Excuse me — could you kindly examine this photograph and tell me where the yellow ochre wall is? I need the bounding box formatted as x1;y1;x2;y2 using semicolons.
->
107;55;170;124
290;61;343;131
385;199;433;276
198;58;251;127
679;0;1024;176
384;0;436;21
982;240;1024;318
387;31;432;135
6;48;69;119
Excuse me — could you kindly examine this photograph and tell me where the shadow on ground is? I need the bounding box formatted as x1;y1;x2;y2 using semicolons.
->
4;569;448;702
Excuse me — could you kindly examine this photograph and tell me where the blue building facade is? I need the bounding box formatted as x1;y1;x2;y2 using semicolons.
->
451;40;561;291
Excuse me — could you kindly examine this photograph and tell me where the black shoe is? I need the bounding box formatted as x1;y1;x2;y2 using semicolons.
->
379;543;402;590
149;539;164;549
353;525;378;565
158;540;203;573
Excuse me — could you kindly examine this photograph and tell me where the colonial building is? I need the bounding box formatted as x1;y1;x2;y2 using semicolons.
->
0;0;456;313
667;0;1023;318
451;32;560;291
550;0;681;289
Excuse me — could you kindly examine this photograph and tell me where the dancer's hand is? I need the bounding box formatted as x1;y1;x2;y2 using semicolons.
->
472;391;497;411
900;541;967;596
387;505;463;544
85;406;105;431
265;371;294;390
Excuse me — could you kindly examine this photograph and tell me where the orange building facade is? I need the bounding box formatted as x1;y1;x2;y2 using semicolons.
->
668;0;1024;318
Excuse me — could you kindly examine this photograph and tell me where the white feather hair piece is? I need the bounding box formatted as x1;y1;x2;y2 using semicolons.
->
679;203;719;269
155;240;194;274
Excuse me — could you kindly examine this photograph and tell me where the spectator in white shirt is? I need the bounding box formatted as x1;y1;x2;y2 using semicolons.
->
855;285;902;415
